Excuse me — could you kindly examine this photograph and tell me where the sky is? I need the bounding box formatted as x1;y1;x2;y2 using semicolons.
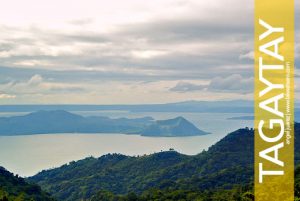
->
0;0;299;104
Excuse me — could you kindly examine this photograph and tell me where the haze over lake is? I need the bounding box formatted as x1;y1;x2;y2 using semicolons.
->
0;111;252;176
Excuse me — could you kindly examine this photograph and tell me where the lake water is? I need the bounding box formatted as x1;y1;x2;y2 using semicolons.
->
0;111;253;177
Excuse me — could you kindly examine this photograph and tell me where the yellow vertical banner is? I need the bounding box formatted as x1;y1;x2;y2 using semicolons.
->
255;0;294;200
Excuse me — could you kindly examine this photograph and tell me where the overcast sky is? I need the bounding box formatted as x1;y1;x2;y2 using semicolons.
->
0;0;299;104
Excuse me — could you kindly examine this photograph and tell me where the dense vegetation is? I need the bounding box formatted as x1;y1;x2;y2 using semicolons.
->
89;186;254;201
87;166;300;201
29;123;300;201
0;167;54;201
29;127;256;200
296;166;300;200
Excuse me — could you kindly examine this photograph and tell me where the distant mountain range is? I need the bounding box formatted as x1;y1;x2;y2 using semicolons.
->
0;100;256;113
28;123;300;201
0;110;209;137
1;100;299;116
227;115;254;120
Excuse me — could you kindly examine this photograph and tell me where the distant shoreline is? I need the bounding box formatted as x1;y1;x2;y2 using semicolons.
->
0;132;211;138
0;110;209;137
227;116;254;120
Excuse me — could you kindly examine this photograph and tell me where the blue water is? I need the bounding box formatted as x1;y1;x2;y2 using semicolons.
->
0;111;252;177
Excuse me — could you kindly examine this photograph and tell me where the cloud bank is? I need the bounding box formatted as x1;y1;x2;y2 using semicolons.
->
0;0;298;103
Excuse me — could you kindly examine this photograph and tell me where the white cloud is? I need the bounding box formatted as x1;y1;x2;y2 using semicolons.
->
0;93;16;99
1;0;297;104
28;74;43;85
0;74;85;97
239;51;254;60
131;50;168;59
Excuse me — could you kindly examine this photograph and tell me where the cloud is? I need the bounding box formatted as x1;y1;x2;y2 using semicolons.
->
239;51;254;60
208;74;253;93
131;50;169;59
296;44;300;54
0;0;297;103
169;82;207;92
28;74;43;85
169;74;253;94
68;18;94;26
0;93;16;99
0;74;86;96
0;0;254;81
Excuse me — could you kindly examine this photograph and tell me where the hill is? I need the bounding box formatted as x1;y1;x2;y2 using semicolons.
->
89;165;300;201
141;117;209;136
0;110;208;137
29;123;299;201
0;166;54;201
29;128;255;200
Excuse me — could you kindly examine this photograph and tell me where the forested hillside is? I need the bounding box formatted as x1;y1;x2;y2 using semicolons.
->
88;165;300;201
29;123;300;201
0;167;54;201
29;127;255;200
